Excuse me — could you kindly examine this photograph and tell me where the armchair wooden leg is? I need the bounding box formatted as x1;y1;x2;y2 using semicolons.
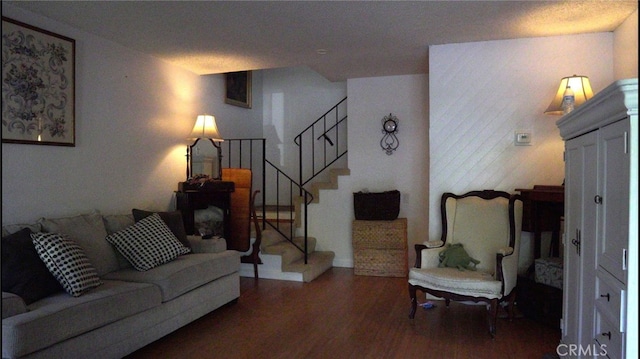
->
409;284;417;319
251;244;260;279
506;290;516;321
488;298;498;338
252;258;258;279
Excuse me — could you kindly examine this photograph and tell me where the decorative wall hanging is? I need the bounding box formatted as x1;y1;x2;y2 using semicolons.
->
380;113;399;155
2;17;75;146
225;71;252;108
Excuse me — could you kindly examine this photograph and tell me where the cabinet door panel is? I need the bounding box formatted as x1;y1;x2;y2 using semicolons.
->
594;310;624;359
563;131;598;346
598;118;630;282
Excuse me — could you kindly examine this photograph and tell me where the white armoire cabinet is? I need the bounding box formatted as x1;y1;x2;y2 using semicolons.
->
557;79;637;359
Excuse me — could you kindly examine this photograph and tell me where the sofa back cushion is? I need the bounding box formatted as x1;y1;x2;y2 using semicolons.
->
102;214;136;269
2;223;42;237
39;212;120;276
1;228;63;304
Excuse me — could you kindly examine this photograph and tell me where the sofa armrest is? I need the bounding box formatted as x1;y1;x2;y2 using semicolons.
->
187;235;227;253
2;292;27;319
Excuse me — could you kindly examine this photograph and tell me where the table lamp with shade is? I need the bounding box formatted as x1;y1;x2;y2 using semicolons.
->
186;114;223;180
544;75;594;115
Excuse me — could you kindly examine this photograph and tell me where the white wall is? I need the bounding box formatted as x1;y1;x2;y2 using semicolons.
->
308;74;429;267
2;4;342;228
1;4;263;225
200;72;264;140
262;68;346;167
614;9;639;80
429;33;614;270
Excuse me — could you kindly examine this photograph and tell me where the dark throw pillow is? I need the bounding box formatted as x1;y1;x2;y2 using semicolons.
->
1;228;63;304
132;209;191;249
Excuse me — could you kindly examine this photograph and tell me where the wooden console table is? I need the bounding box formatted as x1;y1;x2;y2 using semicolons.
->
515;185;564;259
175;181;235;245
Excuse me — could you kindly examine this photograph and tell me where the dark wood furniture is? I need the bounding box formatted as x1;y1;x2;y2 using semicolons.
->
175;180;235;246
515;185;564;328
515;185;564;259
176;171;261;278
249;189;262;279
221;168;252;253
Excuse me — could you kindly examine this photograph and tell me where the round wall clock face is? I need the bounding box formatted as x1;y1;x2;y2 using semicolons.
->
383;119;397;133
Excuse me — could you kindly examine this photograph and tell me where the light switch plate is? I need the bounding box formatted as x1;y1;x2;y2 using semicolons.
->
515;131;532;146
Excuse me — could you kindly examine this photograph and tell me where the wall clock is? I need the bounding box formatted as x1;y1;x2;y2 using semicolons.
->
380;113;399;155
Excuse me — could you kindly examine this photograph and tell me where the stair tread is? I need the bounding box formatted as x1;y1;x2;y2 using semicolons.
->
283;251;335;282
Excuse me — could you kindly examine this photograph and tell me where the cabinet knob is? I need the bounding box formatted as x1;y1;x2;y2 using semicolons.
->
600;293;610;301
601;331;611;340
594;195;603;204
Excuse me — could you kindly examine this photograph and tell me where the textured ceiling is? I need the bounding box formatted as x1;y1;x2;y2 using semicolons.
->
5;1;638;81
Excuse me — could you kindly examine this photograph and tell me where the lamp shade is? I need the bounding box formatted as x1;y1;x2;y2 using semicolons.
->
544;75;594;115
188;114;223;141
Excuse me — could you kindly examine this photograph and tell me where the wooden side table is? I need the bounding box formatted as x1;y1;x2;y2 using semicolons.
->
175;181;235;246
515;185;564;259
352;218;407;277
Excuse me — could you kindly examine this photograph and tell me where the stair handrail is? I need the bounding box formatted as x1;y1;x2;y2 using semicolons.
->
220;138;312;264
294;97;348;190
263;158;312;263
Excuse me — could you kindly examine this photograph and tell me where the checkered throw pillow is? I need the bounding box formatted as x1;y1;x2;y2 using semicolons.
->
105;213;191;271
31;232;102;297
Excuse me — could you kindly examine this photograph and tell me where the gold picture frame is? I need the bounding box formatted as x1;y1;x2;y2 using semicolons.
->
2;17;76;146
225;71;252;109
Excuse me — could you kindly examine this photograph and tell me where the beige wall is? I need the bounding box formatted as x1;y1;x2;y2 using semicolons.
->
614;9;639;80
1;3;263;224
308;74;430;267
428;34;614;271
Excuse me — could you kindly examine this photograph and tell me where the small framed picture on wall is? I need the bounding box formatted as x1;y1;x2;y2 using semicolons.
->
225;71;252;109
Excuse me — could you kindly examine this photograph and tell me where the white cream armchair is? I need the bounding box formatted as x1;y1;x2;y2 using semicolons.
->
408;190;523;337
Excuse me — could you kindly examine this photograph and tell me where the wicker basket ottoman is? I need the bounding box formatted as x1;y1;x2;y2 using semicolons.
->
352;218;407;277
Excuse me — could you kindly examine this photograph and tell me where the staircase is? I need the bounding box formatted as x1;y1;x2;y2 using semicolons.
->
256;224;335;282
226;97;348;282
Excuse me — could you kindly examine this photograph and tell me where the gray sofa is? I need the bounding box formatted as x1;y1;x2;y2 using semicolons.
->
2;211;240;359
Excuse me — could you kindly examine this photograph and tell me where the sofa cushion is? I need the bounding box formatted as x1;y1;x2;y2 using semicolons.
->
31;232;103;297
39;212;120;276
2;223;42;237
188;235;227;253
105;213;191;271
132;209;191;249
2;228;62;304
102;213;135;235
1;280;161;358
408;267;502;299
2;292;28;319
102;214;136;269
104;251;240;302
2;228;63;304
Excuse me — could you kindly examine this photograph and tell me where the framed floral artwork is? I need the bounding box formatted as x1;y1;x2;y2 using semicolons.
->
2;17;75;146
225;71;252;108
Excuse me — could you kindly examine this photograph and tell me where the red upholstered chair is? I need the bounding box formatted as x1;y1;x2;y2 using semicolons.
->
408;190;523;337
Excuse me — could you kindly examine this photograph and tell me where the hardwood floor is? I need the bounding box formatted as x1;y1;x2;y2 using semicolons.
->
126;268;561;359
